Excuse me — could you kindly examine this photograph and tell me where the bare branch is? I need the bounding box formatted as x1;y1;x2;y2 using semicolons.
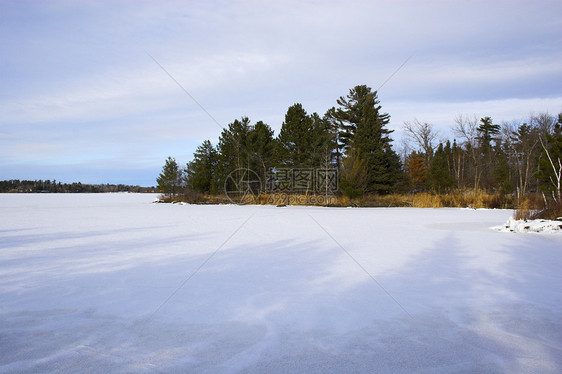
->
402;119;439;157
452;114;478;149
539;135;562;202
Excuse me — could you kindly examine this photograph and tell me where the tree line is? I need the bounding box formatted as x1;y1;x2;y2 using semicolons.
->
402;113;561;202
0;179;155;193
157;84;562;209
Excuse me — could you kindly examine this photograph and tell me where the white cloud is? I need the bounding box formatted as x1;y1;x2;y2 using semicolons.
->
0;50;284;125
0;0;561;184
414;57;560;86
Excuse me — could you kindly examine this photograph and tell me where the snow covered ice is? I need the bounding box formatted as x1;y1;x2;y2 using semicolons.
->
1;194;561;373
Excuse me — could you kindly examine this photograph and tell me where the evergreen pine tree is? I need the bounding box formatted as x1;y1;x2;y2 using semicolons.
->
156;157;182;198
275;104;335;169
494;147;512;194
186;140;218;194
332;85;401;193
340;148;368;200
333;85;391;152
216;117;252;189
276;103;314;168
247;121;275;191
476;117;501;189
477;116;501;151
428;144;454;192
324;107;344;167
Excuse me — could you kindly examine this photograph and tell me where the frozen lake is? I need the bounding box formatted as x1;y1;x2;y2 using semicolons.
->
1;193;561;373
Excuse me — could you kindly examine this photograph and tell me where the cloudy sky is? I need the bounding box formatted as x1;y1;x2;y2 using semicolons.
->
1;0;561;186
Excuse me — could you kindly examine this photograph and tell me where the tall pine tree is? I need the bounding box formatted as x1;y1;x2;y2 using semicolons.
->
216;117;253;189
186;140;218;194
247;120;275;191
276;104;334;168
156;157;182;198
477;116;501;190
332;85;401;193
428;144;454;192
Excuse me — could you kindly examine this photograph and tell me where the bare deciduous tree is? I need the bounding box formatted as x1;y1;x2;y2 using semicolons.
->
539;136;562;204
402;119;439;165
453;114;481;190
502;119;540;196
530;112;556;135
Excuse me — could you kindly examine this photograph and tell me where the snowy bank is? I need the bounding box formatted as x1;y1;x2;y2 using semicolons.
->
493;217;562;233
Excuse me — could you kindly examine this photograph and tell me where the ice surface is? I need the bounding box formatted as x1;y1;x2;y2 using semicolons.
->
1;194;561;373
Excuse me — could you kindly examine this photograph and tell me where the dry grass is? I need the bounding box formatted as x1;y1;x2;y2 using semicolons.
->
540;199;562;220
166;190;551;211
360;191;521;209
517;196;562;220
513;193;541;220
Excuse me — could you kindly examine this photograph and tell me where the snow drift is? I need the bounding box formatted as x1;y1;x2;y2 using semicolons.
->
493;217;562;233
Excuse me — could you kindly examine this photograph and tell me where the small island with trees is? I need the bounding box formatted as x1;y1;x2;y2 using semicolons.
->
157;84;561;220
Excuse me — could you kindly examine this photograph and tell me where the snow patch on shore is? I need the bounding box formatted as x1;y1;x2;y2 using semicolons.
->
493;217;562;233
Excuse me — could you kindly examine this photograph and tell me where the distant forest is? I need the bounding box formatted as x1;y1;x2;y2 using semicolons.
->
0;180;155;193
157;84;562;209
